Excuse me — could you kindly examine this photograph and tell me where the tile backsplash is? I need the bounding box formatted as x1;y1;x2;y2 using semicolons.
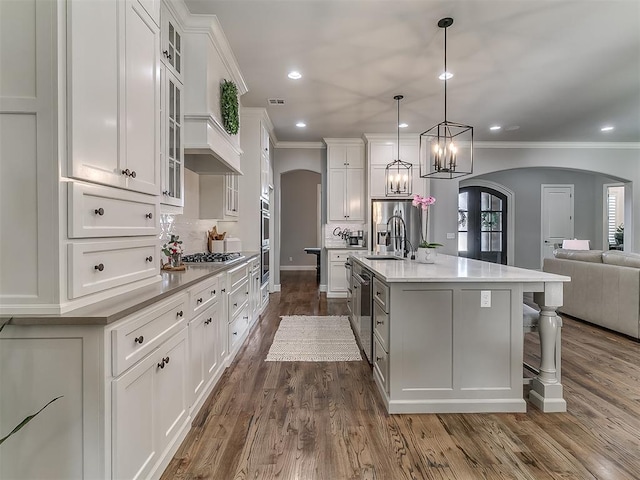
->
160;214;217;254
324;223;366;247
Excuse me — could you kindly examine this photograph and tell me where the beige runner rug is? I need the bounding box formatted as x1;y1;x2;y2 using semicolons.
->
265;315;362;361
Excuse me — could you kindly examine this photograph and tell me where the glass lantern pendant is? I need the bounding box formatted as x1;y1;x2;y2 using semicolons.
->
420;18;473;179
385;94;413;196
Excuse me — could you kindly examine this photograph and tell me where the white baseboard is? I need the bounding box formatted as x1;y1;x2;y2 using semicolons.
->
280;266;316;271
272;284;281;292
319;284;327;292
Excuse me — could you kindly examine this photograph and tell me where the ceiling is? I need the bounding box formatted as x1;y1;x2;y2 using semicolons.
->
184;0;640;144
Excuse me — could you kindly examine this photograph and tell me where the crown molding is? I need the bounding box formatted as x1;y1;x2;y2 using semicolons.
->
363;133;420;142
475;141;640;149
323;137;364;146
275;141;326;149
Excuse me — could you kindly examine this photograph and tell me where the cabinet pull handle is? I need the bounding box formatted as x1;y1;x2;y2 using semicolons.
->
176;310;183;318
94;263;104;272
121;169;131;177
197;298;203;304
145;213;153;219
145;256;153;262
243;316;248;320
94;208;104;216
134;335;144;344
130;170;136;179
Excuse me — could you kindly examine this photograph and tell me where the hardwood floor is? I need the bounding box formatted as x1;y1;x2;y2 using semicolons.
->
162;271;640;480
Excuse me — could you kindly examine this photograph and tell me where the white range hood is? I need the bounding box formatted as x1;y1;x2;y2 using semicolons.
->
183;14;247;175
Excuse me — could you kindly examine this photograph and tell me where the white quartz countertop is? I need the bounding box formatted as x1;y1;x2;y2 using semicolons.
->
350;252;571;284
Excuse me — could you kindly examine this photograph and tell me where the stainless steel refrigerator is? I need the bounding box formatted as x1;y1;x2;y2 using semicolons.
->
371;199;422;255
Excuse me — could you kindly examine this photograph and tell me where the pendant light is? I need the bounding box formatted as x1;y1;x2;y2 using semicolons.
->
420;17;473;179
385;94;413;196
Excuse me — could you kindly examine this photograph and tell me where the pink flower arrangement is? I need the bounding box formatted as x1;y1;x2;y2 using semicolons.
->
412;194;436;210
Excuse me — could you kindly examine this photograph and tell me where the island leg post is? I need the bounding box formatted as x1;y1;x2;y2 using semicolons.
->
531;289;567;412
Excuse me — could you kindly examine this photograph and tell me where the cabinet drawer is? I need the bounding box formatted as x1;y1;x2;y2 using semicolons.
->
68;239;159;299
68;182;159;238
190;275;219;314
260;282;269;307
111;292;187;376
228;304;250;352
229;280;249;320
329;250;349;262
373;301;389;351
228;262;248;291
373;277;390;313
373;335;389;394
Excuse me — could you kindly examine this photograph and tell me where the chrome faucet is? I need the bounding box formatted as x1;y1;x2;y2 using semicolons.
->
386;214;414;258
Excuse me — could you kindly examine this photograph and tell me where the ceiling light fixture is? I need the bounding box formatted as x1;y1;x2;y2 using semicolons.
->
399;123;409;128
438;71;453;80
385;95;413;196
288;71;302;80
420;17;473;179
490;125;502;131
296;122;306;128
601;125;614;132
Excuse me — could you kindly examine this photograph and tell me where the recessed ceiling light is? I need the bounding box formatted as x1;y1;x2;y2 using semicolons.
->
490;125;502;131
438;71;453;80
399;123;408;128
296;122;306;128
601;125;614;132
288;71;302;80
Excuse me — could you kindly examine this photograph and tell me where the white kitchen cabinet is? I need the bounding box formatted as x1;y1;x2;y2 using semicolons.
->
113;326;188;480
225;174;240;217
260;123;271;198
160;67;184;207
198;174;239;221
365;134;427;199
68;0;160;196
249;258;261;322
160;1;183;83
327;249;351;298
326;139;365;222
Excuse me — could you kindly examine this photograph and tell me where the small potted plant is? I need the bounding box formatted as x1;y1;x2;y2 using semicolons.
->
412;194;442;263
162;235;184;267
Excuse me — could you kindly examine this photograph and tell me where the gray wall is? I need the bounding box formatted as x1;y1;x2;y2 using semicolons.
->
272;146;326;288
280;170;321;268
475;168;617;269
429;145;637;269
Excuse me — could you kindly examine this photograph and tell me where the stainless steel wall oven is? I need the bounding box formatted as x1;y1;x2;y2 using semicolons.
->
261;199;270;284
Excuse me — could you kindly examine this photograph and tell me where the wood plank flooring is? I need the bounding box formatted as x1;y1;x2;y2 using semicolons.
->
162;271;640;480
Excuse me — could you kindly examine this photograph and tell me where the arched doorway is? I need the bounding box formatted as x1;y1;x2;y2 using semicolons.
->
458;186;508;264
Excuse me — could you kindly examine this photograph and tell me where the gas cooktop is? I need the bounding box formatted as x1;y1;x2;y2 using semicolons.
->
182;252;243;263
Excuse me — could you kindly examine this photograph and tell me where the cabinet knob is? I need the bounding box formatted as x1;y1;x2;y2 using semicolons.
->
221;288;226;293
376;320;384;325
176;310;183;318
130;170;136;179
121;169;131;177
163;49;169;57
205;318;212;325
145;256;153;262
243;316;248;320
162;190;170;196
157;360;165;369
211;290;216;295
233;302;238;307
197;297;203;304
233;331;238;336
376;356;383;362
94;263;104;272
163;356;170;364
145;212;153;219
134;335;144;344
94;208;104;216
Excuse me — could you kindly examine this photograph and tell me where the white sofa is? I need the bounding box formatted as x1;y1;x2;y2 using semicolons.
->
543;249;640;339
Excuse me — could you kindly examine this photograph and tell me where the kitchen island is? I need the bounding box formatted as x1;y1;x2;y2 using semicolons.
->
350;252;570;414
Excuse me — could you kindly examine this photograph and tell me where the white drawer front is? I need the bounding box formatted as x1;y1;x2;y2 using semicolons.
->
329;250;349;262
373;300;389;351
111;292;188;376
68;239;159;298
373;276;390;313
260;282;269;307
373;335;389;394
229;280;249;320
68;182;159;238
228;304;250;352
228;263;248;291
190;275;219;315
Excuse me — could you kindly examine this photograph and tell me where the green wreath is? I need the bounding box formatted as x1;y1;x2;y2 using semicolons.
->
220;80;239;135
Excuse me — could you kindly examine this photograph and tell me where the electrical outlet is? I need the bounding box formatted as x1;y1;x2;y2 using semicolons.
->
289;256;293;262
446;232;456;240
480;290;491;308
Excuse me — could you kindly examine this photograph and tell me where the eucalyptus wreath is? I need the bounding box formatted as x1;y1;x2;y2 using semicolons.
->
220;79;239;135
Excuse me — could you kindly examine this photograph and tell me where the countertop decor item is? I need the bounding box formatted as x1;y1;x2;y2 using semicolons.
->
220;79;239;135
413;194;442;263
162;234;184;267
419;17;474;179
385;94;413;196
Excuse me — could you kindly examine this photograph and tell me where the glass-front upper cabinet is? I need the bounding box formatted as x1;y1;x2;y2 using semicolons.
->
161;2;183;82
161;69;183;207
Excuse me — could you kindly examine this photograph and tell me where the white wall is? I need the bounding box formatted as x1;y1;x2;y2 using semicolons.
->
272;146;325;287
430;144;639;267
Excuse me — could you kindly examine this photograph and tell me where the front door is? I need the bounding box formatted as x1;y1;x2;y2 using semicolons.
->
541;184;574;266
458;186;507;264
